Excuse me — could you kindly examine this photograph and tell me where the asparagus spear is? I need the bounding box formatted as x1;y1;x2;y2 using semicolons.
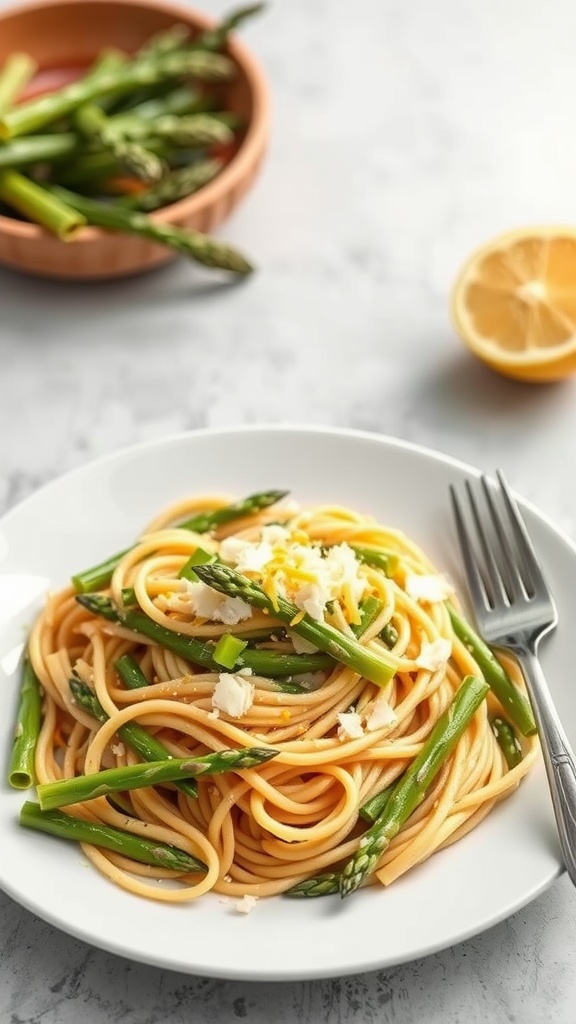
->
37;747;278;810
0;53;37;115
70;676;198;798
72;490;288;593
286;873;340;898
123;159;223;212
48;185;253;273
178;546;216;582
137;24;191;60
76;594;333;678
0;50;235;139
115;653;150;690
149;114;235;146
74;102;165;184
339;675;489;897
491;716;523;769
358;784;394;824
197;3;266;50
193;563;396;688
351;596;385;638
0;170;86;240
0;133;79;169
20;801;206;872
380;622;399;648
179;489;289;533
8;659;42;790
107;86;205;125
213;634;248;669
351;546;399;576
448;605;536;736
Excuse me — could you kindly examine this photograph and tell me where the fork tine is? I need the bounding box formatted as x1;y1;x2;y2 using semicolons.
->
465;478;511;608
449;484;490;611
479;474;525;603
496;469;552;600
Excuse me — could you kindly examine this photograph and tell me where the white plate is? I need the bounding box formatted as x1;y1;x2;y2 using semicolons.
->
0;426;569;980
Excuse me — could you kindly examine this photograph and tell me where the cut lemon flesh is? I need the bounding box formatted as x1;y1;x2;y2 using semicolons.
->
451;228;576;382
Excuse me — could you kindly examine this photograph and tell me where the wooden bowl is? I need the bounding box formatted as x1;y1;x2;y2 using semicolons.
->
0;0;269;279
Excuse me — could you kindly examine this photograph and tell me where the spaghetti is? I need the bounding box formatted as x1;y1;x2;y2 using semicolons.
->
23;491;539;903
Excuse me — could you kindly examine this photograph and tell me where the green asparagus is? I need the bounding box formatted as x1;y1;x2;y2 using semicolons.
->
339;674;489;897
0;170;86;239
107;86;205;125
20;800;206;872
179;489;289;533
115;653;150;690
178;546;216;582
193;563;396;688
213;634;248;669
77;594;334;678
0;50;235;139
48;185;253;273
448;605;536;736
37;746;278;810
351;596;385;638
197;3;266;50
123;159;223;212
72;490;288;594
351;546;399;576
358;784;394;824
286;872;340;898
0;133;79;169
491;715;523;769
380;622;399;648
70;676;198;798
74;102;166;184
8;659;42;790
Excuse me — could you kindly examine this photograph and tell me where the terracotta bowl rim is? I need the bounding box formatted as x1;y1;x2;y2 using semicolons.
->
0;0;270;243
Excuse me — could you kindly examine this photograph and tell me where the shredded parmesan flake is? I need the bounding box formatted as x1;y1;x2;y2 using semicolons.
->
405;574;454;603
337;711;364;741
415;637;452;671
235;895;258;914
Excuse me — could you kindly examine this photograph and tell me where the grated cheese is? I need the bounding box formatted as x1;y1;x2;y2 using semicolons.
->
415;638;452;671
288;631;318;654
235;894;258;914
167;580;253;625
366;694;397;731
404;574;454;603
212;673;255;718
217;528;367;625
337;711;364;740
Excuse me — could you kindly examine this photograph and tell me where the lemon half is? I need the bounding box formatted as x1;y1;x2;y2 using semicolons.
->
451;227;576;382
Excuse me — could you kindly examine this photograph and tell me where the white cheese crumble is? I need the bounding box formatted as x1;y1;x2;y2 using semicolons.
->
288;631;319;655
291;671;326;691
212;673;255;718
111;743;126;757
235;894;258;914
337;711;364;741
415;638;452;671
366;694;397;732
404;573;454;603
167;579;252;625
218;528;367;624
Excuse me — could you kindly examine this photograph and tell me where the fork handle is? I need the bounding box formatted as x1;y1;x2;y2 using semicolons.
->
516;645;576;886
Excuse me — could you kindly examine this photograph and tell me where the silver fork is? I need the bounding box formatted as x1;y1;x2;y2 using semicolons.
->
450;469;576;885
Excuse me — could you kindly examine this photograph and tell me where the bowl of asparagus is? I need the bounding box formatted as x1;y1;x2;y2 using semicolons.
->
0;0;268;279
